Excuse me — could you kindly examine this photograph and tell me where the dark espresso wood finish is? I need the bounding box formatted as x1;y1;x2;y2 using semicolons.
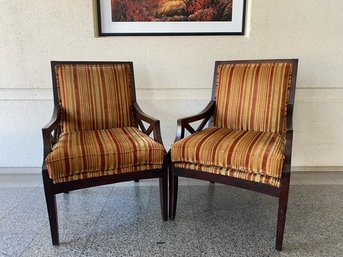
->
42;61;168;245
169;59;298;251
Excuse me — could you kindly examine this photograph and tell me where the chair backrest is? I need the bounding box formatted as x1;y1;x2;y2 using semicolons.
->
51;62;136;133
212;60;297;134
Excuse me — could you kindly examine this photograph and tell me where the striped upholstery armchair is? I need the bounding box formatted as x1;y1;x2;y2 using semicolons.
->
169;59;298;251
42;61;168;245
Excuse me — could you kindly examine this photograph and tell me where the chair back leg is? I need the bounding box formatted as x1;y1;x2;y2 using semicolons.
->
42;169;59;245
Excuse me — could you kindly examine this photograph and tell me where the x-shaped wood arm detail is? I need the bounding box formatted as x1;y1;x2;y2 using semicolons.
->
175;101;215;142
134;103;163;145
42;107;61;163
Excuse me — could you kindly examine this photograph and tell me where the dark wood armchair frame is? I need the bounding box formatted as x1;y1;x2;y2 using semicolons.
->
42;61;168;245
169;59;298;251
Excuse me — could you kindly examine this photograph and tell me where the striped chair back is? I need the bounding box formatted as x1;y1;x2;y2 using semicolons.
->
213;61;294;134
53;63;135;133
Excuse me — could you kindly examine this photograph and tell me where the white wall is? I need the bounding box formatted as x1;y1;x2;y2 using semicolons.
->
1;0;343;169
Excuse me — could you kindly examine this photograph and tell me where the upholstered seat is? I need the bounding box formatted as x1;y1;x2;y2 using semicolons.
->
172;127;284;187
46;127;165;184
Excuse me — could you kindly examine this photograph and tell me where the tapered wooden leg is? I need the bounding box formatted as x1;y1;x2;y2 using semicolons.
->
169;164;178;220
159;173;168;221
275;178;290;251
42;169;59;245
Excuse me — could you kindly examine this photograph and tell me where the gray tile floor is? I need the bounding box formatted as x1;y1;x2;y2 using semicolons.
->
0;172;342;257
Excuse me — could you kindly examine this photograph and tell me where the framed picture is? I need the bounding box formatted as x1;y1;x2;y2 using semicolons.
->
97;0;246;36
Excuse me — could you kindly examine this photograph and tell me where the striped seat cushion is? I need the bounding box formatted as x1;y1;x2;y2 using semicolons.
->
46;127;165;183
214;62;293;134
171;127;285;187
54;63;135;133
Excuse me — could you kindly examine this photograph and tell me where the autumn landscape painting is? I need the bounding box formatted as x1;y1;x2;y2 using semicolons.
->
111;0;233;22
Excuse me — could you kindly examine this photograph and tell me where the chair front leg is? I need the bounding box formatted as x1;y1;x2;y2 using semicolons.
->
275;175;291;251
169;164;178;220
159;161;168;221
42;169;59;245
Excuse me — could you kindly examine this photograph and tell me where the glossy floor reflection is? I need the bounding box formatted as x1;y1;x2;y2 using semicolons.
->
0;172;342;256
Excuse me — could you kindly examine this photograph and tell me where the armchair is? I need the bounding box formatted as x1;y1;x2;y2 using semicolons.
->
169;59;298;251
42;61;168;245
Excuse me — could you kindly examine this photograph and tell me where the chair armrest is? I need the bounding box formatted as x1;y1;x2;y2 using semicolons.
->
175;101;215;142
42;107;61;161
133;103;163;144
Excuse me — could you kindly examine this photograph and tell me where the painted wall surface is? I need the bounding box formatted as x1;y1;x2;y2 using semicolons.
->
0;0;343;168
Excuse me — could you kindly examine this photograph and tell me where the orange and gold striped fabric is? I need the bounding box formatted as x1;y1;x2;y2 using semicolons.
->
55;63;135;133
46;127;165;183
171;127;285;187
214;63;293;134
174;163;280;187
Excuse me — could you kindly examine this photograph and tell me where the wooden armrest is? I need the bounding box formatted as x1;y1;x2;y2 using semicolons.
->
134;103;163;144
42;107;61;160
175;101;215;142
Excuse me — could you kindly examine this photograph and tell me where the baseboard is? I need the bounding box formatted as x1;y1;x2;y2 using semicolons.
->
291;166;343;172
0;167;41;173
1;166;343;174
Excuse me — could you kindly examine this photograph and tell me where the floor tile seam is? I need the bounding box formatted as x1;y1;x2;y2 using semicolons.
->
317;175;337;184
293;173;337;185
79;185;115;256
290;176;302;185
0;186;39;223
186;183;202;256
17;185;75;257
17;220;50;257
137;183;154;255
146;181;154;211
125;184;146;255
326;173;343;183
140;181;176;255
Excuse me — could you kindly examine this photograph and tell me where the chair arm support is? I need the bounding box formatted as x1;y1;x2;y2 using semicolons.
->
133;103;163;144
175;101;215;142
286;104;293;131
283;130;293;174
42;107;61;161
282;102;294;174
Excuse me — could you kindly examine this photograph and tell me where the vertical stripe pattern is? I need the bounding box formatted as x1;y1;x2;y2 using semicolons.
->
171;127;285;187
46;127;165;183
55;64;135;132
213;63;293;134
174;163;281;187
